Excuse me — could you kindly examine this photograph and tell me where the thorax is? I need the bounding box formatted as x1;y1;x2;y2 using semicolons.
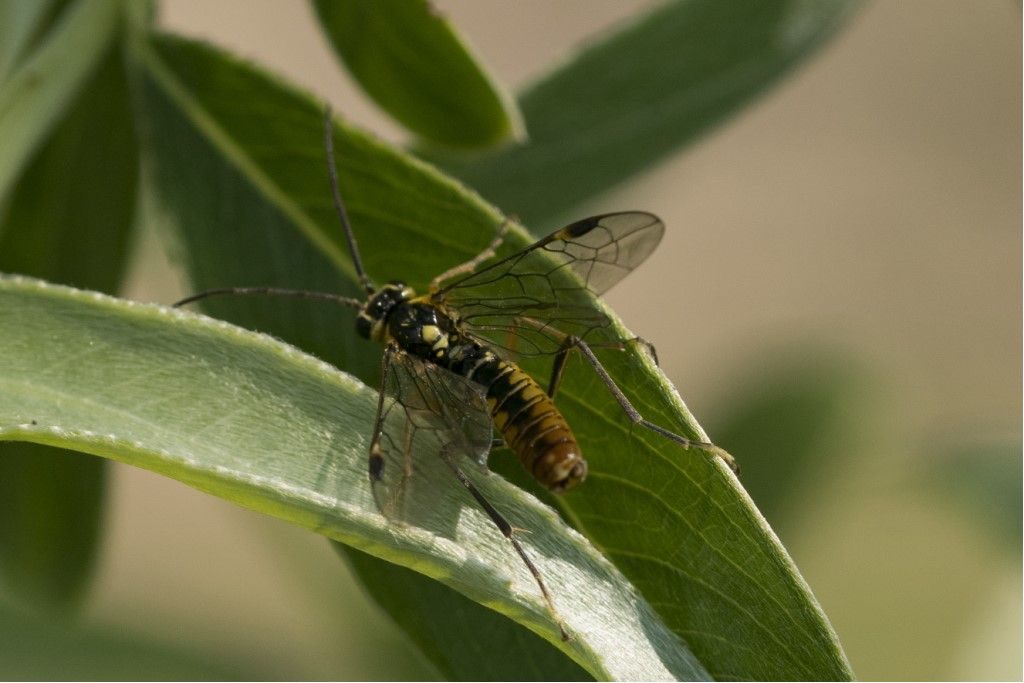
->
387;301;497;382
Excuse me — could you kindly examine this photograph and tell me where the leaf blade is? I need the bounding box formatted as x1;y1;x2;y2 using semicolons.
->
0;602;264;680
0;0;58;83
437;0;860;226
0;275;708;681
312;0;523;149
0;443;104;610
0;10;138;611
0;0;121;202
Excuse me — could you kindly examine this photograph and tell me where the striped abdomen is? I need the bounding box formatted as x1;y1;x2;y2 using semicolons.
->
387;302;587;491
479;358;587;493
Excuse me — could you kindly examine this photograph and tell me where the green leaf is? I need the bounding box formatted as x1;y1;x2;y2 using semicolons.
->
709;352;863;529
0;39;137;292
312;0;522;149
437;0;860;226
0;602;267;679
0;275;709;681
922;437;1022;552
0;0;121;203
131;32;850;680
0;6;138;611
341;546;590;681
0;0;58;83
0;443;104;610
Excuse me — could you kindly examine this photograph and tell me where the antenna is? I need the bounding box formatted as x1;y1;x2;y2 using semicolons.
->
173;287;362;310
324;106;373;294
171;109;374;314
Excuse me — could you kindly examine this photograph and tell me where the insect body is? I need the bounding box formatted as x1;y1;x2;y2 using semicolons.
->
360;282;586;494
175;109;735;641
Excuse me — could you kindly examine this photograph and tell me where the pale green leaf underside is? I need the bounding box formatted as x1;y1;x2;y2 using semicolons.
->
0;276;707;682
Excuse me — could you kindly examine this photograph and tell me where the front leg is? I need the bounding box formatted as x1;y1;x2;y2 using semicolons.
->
429;218;511;292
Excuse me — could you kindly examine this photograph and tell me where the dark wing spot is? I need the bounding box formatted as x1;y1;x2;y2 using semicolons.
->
559;215;602;238
369;452;385;480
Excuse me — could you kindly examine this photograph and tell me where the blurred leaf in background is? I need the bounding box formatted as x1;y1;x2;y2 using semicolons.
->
312;0;523;150
0;602;266;680
921;436;1022;555
0;0;122;201
707;350;866;534
434;0;860;228
0;0;138;612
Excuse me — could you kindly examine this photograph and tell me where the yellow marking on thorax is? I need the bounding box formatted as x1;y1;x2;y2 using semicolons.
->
421;324;452;357
421;325;440;342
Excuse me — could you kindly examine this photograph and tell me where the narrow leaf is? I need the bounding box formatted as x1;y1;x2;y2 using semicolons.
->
0;275;709;681
0;443;104;610
922;438;1022;551
0;0;121;202
312;0;523;149
0;0;58;83
438;0;860;226
0;7;138;611
0;39;137;292
709;353;862;528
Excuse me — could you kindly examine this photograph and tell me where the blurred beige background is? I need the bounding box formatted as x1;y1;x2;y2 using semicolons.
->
99;1;1022;679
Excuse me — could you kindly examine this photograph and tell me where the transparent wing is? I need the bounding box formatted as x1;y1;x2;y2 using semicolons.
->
372;346;494;521
433;212;664;357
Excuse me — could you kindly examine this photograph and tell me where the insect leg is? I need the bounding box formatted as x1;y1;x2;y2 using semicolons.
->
429;218;511;292
629;335;659;366
555;335;737;472
546;334;658;401
507;317;651;403
441;451;569;641
546;339;574;402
